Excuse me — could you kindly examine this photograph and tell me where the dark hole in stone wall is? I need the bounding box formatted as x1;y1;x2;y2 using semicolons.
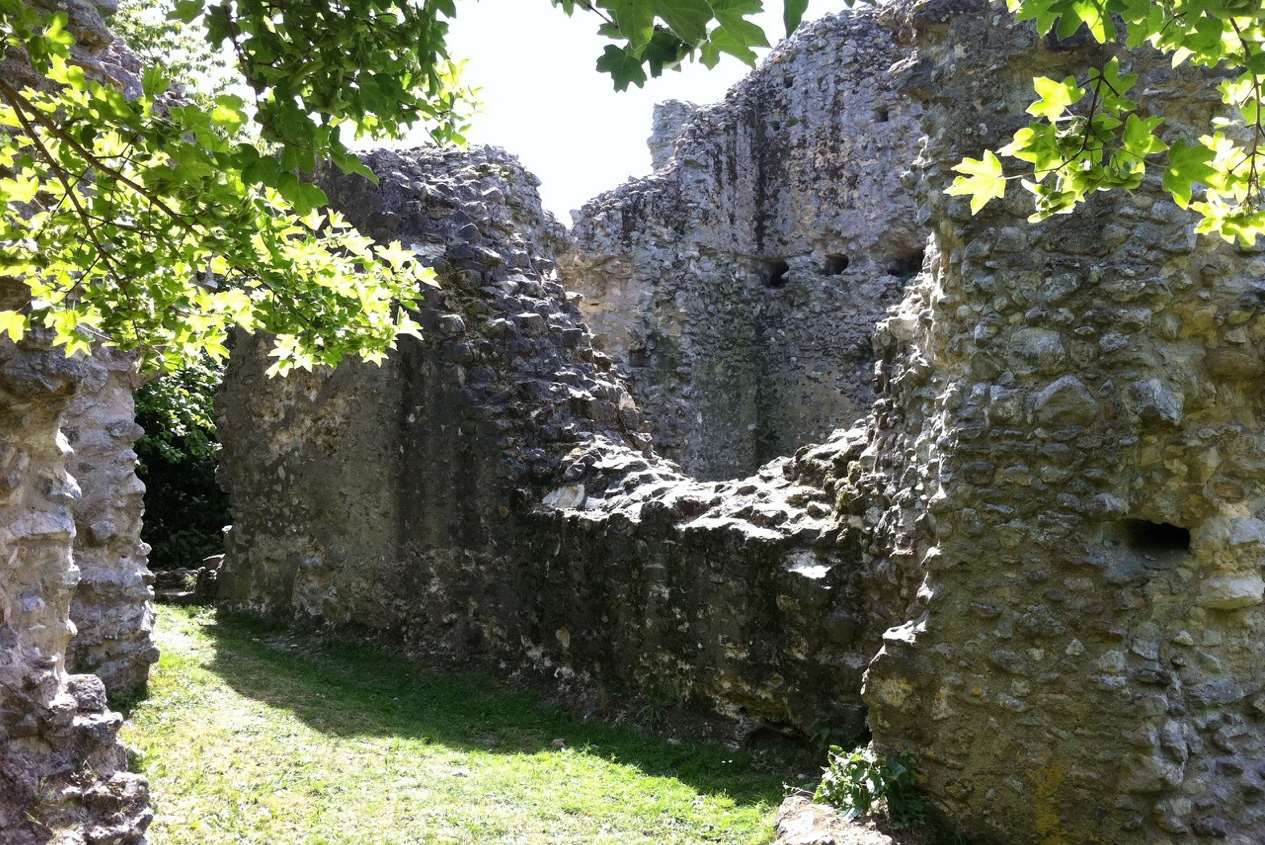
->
873;107;890;123
763;259;790;288
823;254;850;275
1122;519;1191;554
886;247;926;279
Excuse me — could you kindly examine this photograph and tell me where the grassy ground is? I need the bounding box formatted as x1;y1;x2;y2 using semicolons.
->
121;605;792;845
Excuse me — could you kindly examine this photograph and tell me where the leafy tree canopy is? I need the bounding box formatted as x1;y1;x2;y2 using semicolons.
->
553;0;813;90
952;0;1265;246
0;0;812;374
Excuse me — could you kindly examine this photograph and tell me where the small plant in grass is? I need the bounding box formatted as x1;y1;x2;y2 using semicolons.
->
814;743;925;827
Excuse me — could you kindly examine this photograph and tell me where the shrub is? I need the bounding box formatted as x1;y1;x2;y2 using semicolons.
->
135;357;230;570
814;744;924;827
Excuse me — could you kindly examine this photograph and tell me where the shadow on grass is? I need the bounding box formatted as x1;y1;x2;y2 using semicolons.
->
192;608;793;810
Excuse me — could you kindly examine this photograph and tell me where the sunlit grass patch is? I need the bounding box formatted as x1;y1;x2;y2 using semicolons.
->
121;605;785;844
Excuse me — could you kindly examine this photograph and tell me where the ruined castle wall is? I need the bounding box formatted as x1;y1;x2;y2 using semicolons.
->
859;3;1265;842
563;15;925;479
0;283;150;843
0;5;154;839
217;6;1265;842
646;99;698;171
218;146;871;739
64;351;156;698
0;0;159;707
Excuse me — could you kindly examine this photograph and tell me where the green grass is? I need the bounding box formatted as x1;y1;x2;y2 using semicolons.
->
121;605;789;845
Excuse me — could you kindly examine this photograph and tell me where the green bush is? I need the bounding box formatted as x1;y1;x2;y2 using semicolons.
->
135;358;229;570
814;744;924;827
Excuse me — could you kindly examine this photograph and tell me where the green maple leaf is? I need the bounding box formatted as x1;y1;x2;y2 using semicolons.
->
945;150;1007;214
654;0;712;45
1027;75;1084;121
1163;140;1216;208
596;44;649;90
1122;113;1166;157
1072;0;1113;42
711;0;768;55
0;310;26;342
1012;0;1064;36
601;0;656;51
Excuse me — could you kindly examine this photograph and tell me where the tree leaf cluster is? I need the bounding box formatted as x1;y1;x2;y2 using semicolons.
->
954;0;1265;246
553;0;822;90
0;0;473;372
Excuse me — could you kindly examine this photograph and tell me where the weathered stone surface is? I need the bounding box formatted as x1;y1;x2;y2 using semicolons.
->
217;146;871;739
208;5;1265;844
647;99;698;171
64;349;157;697
773;796;908;845
562;14;924;479
0;4;152;841
857;2;1265;842
0;283;150;844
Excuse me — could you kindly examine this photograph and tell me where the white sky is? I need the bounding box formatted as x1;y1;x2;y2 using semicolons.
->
424;0;850;222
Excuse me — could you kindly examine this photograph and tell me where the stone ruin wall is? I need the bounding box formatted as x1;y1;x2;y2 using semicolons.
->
64;350;156;699
0;5;154;841
216;5;1265;842
562;14;926;480
0;283;150;843
0;1;159;705
856;1;1265;842
217;146;875;741
6;0;1265;842
646;98;699;171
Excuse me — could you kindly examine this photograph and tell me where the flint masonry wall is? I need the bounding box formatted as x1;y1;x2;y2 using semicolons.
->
0;1;158;705
0;283;150;844
563;14;925;480
216;5;1265;843
858;2;1265;842
646;99;698;171
218;146;872;739
64;351;156;698
0;4;154;840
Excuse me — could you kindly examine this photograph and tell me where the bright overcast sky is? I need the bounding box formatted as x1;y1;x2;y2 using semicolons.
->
413;0;850;223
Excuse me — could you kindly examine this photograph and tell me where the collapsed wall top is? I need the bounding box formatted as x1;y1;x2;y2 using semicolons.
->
563;13;926;479
217;144;873;741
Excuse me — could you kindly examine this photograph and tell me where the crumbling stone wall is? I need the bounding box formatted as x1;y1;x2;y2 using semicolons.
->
0;0;158;707
216;5;1265;843
218;146;872;739
64;351;156;698
0;283;150;843
562;15;925;479
647;99;698;171
858;2;1265;842
0;4;154;840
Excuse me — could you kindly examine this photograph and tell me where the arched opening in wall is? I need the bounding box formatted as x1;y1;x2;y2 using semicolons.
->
886;246;925;280
823;254;849;275
1122;519;1191;555
763;259;790;288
